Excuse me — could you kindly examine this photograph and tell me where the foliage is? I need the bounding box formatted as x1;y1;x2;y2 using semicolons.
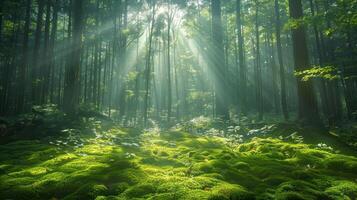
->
294;66;340;81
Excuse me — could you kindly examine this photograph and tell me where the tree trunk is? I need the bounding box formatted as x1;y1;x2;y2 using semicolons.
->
254;1;263;120
288;0;320;124
143;2;156;127
274;0;289;120
63;0;83;113
32;0;45;105
41;0;51;103
268;32;279;114
17;0;32;112
211;0;228;119
49;0;59;103
167;0;172;124
236;0;246;115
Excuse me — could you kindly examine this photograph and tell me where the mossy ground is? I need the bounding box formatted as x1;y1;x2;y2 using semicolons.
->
1;121;357;200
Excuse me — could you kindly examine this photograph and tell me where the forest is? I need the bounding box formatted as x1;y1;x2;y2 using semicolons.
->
0;0;357;199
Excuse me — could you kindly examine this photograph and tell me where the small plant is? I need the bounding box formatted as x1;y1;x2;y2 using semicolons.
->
316;143;334;152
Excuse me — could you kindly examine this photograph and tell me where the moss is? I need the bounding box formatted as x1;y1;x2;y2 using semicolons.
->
0;185;39;200
275;180;330;200
90;184;109;197
262;176;290;186
141;156;185;167
184;176;220;190
147;193;180;200
208;184;253;200
77;144;114;155
109;182;130;195
184;137;225;149
275;191;310;200
159;151;169;157
325;181;357;199
180;190;210;200
0;176;35;187
27;166;49;176
291;169;316;180
197;162;216;173
221;168;261;189
295;149;329;167
324;156;357;173
201;173;225;180
1;127;357;200
65;183;109;200
232;162;250;170
42;153;78;166
160;131;191;141
122;183;157;198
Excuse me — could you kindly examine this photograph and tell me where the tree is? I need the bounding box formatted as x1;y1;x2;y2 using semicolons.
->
254;0;263;120
17;0;32;112
32;0;45;105
63;0;84;113
288;0;320;124
274;0;288;120
144;1;157;126
166;0;173;123
236;0;246;115
49;0;59;102
211;0;228;119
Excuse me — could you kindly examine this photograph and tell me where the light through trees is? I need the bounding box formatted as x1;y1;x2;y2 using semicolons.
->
1;0;356;126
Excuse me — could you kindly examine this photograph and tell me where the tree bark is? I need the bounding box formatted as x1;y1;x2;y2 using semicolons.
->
17;0;32;112
274;0;289;120
211;0;228;119
63;0;83;113
254;1;263;120
32;0;45;105
144;2;156;127
288;0;320;124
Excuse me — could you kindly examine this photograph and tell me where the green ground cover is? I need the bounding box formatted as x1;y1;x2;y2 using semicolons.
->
1;115;357;200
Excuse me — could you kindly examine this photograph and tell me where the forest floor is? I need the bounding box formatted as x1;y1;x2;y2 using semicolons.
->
1;106;357;200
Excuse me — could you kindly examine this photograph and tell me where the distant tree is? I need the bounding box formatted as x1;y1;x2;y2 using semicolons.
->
144;1;157;126
254;0;263;121
32;0;45;105
236;0;247;115
17;0;32;112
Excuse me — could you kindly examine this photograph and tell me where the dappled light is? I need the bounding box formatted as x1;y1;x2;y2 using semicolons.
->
1;0;357;199
1;114;357;199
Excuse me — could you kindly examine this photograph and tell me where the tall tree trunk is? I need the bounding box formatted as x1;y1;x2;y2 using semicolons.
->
109;1;120;118
268;32;279;114
236;0;246;115
274;0;289;120
254;1;263;120
288;0;320;124
63;0;83;113
41;0;51;103
134;35;140;124
211;0;228;119
32;0;45;105
17;0;32;112
143;2;156;127
49;0;59;103
0;3;2;44
119;0;129;119
167;0;172;123
309;0;331;122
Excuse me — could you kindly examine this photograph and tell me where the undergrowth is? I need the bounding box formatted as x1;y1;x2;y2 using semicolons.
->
0;115;357;200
